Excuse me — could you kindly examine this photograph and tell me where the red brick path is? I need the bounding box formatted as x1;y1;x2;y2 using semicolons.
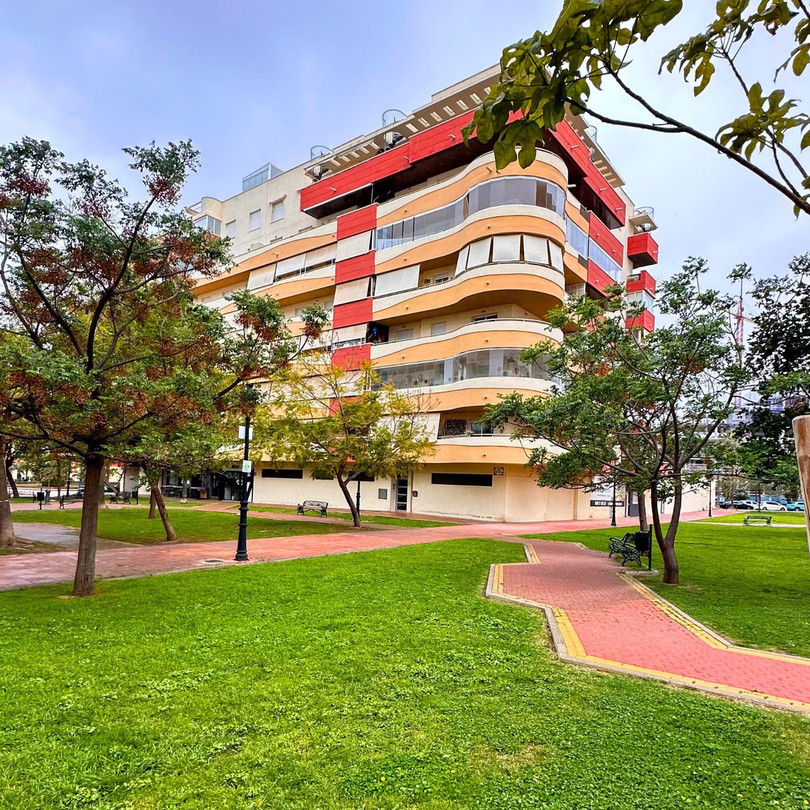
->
493;540;810;712
0;511;718;591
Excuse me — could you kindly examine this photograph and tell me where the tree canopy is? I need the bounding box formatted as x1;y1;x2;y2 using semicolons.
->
464;0;810;215
486;259;748;584
256;360;433;527
0;137;327;594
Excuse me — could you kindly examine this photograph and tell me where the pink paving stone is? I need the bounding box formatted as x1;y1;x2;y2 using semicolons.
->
501;540;810;705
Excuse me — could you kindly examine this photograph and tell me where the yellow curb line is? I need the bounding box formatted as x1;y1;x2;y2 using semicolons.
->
484;545;810;715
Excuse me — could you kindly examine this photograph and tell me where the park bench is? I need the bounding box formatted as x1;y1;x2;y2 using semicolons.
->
297;500;328;517
744;513;772;526
608;530;652;567
109;491;133;505
59;494;82;509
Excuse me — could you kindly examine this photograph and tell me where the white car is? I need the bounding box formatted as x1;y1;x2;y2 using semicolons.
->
760;501;787;511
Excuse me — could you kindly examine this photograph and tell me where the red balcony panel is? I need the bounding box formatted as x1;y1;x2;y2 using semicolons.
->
331;344;371;370
583;173;626;226
588;214;624;264
627;233;659;268
333;297;373;329
301;149;411;212
626;310;655;332
626;270;657;295
336;205;378;240
586;260;615;296
302;112;477;214
549;120;594;175
335;252;375;284
408;111;475;163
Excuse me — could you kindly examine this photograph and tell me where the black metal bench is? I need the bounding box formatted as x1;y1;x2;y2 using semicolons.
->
744;513;773;526
297;500;328;517
608;530;652;566
59;494;82;509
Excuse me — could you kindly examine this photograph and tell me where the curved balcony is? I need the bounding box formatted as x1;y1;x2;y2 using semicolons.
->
373;261;565;323
431;433;554;466
376;150;569;227
370;318;562;365
374;206;565;277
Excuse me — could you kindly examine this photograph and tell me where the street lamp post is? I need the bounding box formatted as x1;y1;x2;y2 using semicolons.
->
235;411;252;562
708;476;713;518
355;477;361;516
611;478;617;527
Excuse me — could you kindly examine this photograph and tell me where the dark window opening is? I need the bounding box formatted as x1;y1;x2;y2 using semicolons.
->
431;473;493;487
261;468;304;479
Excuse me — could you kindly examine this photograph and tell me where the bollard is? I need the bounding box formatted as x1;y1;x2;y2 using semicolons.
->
792;415;810;553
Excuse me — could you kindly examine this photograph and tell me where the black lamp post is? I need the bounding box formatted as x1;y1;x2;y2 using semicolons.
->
355;477;361;516
235;410;252;562
708;476;714;518
611;478;618;527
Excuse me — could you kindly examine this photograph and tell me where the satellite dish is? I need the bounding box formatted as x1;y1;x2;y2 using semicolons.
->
382;109;406;127
310;145;331;160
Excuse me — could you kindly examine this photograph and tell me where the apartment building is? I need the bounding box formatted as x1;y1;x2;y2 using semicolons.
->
191;66;661;522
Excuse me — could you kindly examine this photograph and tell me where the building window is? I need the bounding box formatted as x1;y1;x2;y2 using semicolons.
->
472;314;498;322
225;220;236;238
261;468;304;479
193;215;222;236
270;200;285;222
249;210;262;231
430;322;447;336
431;472;493;487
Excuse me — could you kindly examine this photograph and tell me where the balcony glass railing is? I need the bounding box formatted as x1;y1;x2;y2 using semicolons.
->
377;348;552;389
376;176;565;251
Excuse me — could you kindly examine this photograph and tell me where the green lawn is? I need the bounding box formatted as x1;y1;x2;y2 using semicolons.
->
2;538;810;809
708;511;808;525
247;502;456;528
526;521;810;658
12;507;348;545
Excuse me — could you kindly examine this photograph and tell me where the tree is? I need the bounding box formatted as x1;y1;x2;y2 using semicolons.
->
464;0;810;216
486;259;748;584
0;138;328;595
736;252;810;496
256;360;433;528
119;418;238;543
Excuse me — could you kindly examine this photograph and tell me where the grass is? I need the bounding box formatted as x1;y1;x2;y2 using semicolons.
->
2;538;810;809
246;502;456;528
526;520;810;658
708;512;808;525
11;507;349;545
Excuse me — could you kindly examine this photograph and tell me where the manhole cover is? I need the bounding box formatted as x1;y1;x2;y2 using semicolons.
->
202;558;226;564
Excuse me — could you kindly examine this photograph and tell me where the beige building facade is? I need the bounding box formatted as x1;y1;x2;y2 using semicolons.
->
191;67;665;522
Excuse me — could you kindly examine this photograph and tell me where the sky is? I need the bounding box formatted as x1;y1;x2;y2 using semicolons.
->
1;0;807;310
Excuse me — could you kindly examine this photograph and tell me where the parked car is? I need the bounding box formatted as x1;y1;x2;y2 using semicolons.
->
787;500;805;512
731;500;755;510
760;501;787;512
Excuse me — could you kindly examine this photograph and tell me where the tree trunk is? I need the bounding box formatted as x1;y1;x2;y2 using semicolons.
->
637;489;649;533
650;481;680;585
73;455;104;597
0;439;15;548
148;488;157;519
152;480;178;543
98;462;108;508
337;474;361;528
5;453;18;499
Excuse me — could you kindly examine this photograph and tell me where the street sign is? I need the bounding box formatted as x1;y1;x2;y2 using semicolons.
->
241;460;253;474
238;426;254;441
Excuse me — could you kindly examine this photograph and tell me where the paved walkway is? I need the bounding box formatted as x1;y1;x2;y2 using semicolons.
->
0;512;719;591
488;540;810;713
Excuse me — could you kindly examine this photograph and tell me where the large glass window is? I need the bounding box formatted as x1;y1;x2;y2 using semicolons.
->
194;215;222;236
376;176;565;251
588;238;622;281
377;348;552;389
566;219;589;257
